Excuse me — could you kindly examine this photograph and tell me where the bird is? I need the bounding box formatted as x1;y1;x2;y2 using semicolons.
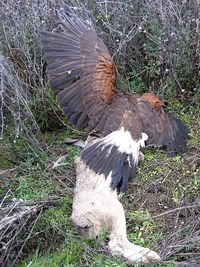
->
41;1;189;194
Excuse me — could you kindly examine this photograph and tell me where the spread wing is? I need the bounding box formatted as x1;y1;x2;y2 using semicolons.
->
41;2;116;129
41;3;149;194
41;2;189;158
41;2;189;193
137;95;189;156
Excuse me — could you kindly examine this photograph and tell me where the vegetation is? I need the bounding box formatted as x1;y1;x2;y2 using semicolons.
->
0;0;199;266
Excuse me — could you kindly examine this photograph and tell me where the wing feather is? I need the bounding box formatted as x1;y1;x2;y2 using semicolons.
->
42;3;189;196
137;95;189;156
41;3;116;129
81;128;145;193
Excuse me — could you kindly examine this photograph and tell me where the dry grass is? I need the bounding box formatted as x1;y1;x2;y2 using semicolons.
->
124;144;200;266
0;191;60;267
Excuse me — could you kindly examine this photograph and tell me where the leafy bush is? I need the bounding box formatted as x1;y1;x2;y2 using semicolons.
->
0;0;199;144
86;0;199;97
0;0;58;145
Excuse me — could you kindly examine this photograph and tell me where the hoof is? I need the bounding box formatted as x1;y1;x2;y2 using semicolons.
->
109;241;161;263
126;248;161;263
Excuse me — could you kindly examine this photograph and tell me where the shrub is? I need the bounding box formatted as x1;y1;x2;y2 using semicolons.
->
0;0;199;142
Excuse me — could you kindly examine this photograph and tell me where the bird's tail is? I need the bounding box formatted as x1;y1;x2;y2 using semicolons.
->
166;113;190;156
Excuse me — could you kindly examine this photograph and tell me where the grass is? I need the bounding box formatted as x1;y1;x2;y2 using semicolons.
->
15;175;56;201
0;99;199;267
19;243;84;267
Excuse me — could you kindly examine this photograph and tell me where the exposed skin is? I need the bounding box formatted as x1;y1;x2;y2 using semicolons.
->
71;156;161;263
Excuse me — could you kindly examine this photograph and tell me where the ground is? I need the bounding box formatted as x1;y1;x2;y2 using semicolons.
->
0;99;199;267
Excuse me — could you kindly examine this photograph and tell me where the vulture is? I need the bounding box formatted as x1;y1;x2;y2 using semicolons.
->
41;1;189;194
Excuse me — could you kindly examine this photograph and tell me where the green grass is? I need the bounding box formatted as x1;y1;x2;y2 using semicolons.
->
126;210;163;248
34;196;73;233
15;175;56;201
19;243;84;267
0;154;14;169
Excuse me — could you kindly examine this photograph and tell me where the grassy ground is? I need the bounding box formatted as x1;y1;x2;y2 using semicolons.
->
0;98;199;267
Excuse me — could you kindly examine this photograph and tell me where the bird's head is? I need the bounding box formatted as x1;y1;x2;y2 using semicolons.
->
141;93;166;111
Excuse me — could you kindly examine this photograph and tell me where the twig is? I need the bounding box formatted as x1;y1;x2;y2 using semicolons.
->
11;208;44;267
153;203;200;218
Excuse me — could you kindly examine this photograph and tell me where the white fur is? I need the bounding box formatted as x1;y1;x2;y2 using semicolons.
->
71;157;160;264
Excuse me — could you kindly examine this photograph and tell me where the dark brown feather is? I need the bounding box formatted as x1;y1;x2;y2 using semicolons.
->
42;3;189;157
90;93;143;141
137;93;189;156
41;4;117;130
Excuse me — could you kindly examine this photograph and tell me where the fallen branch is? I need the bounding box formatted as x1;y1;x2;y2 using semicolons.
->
0;192;60;266
153;203;200;218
